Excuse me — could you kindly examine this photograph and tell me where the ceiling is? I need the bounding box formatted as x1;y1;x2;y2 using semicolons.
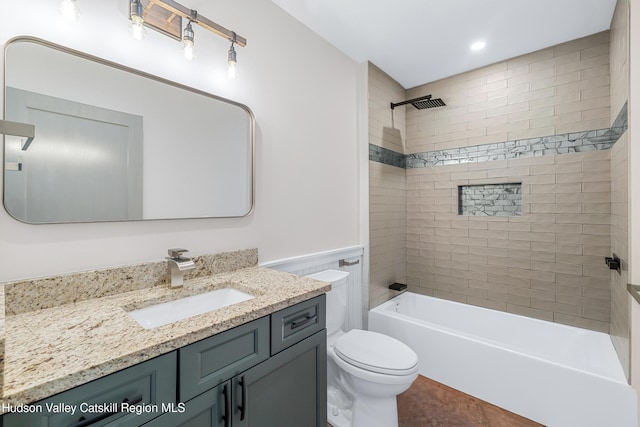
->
271;0;618;89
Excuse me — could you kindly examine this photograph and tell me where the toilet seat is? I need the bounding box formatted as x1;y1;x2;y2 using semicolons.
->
334;329;419;376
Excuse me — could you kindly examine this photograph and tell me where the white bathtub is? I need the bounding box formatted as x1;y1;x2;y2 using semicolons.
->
369;292;637;427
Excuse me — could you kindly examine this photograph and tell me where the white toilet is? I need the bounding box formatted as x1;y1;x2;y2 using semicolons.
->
306;270;419;427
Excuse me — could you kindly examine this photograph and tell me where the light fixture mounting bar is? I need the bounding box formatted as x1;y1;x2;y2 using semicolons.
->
145;0;246;46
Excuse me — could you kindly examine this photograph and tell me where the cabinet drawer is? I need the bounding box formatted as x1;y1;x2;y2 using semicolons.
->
179;316;269;402
2;351;176;427
270;295;326;355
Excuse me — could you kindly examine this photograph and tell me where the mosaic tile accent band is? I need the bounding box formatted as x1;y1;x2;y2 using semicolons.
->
369;144;406;168
458;183;522;217
613;101;628;131
370;103;628;169
405;128;623;168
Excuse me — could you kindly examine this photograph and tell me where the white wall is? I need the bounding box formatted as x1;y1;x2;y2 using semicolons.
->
0;0;361;281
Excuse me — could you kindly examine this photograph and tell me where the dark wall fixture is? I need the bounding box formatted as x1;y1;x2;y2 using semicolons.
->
390;95;446;110
389;283;407;292
605;254;621;274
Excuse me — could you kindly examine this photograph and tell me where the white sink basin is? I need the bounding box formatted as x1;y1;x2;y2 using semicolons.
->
128;288;255;329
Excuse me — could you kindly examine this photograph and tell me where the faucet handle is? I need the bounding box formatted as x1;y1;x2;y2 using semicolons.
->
168;248;189;259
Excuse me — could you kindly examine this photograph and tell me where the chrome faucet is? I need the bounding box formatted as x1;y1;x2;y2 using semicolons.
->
166;248;196;288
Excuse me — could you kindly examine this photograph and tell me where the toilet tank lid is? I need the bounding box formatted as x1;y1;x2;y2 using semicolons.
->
305;269;350;284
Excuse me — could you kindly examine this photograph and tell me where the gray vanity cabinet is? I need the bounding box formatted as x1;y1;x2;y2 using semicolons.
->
146;295;327;427
1;295;327;427
144;331;326;427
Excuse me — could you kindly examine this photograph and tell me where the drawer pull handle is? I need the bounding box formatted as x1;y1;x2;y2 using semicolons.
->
66;394;143;427
238;376;247;421
290;315;317;330
222;383;231;427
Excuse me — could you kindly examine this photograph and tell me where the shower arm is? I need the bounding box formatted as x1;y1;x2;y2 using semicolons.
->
390;95;432;110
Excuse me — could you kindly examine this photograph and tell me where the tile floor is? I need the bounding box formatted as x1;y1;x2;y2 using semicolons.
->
396;375;544;427
327;375;543;427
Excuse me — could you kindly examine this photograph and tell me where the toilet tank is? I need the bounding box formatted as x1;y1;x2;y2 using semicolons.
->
306;269;350;335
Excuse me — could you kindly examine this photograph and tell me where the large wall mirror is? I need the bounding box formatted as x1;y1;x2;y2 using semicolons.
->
2;37;254;223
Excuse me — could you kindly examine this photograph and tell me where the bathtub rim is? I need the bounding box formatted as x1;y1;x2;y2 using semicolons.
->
370;292;628;385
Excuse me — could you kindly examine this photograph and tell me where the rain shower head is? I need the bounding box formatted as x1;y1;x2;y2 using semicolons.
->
390;94;446;110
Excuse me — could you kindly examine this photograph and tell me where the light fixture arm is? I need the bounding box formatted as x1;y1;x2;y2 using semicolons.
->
142;0;247;47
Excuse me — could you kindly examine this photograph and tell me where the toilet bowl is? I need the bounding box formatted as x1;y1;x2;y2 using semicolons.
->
306;270;419;427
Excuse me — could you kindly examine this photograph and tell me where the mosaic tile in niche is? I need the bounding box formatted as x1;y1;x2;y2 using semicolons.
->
458;183;522;217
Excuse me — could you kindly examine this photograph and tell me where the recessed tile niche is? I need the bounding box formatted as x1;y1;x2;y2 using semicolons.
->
458;183;522;216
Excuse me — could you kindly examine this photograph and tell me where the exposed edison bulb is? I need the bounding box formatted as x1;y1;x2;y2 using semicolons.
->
182;21;196;60
227;61;238;79
183;42;195;60
130;19;147;40
227;43;237;79
58;0;81;22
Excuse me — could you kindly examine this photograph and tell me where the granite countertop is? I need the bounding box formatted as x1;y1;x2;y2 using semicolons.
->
0;253;330;411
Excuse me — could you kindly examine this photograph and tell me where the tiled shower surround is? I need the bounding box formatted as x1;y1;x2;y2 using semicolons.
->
608;0;630;379
368;31;623;333
404;148;612;332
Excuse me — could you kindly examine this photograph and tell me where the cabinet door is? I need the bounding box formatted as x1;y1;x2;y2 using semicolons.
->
233;331;327;427
142;383;228;427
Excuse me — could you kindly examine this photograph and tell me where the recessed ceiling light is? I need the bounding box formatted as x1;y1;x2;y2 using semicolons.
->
470;41;486;51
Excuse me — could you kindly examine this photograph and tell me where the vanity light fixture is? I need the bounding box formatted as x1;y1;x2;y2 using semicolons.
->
127;0;246;77
58;0;81;22
129;0;147;40
182;20;196;60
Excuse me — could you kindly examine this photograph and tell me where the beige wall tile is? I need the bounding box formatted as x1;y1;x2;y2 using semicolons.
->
530;71;581;91
508;304;555;321
488;221;531;231
368;63;408;309
406;33;610;152
608;3;629;371
561;192;610;203
556;118;611;134
554;313;609;333
531;242;583;255
371;32;615;332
